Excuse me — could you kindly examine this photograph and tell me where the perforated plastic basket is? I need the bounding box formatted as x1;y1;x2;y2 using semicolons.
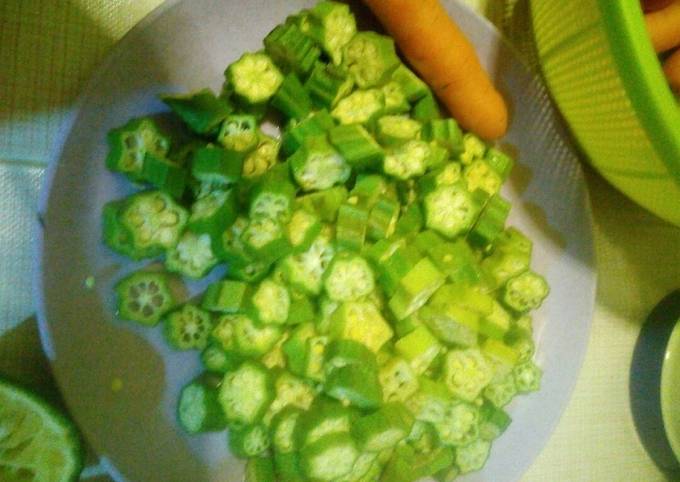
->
531;0;680;226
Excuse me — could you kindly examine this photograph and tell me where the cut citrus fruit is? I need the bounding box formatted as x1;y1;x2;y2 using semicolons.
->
0;378;83;482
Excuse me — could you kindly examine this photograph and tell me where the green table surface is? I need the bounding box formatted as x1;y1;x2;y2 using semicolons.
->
1;0;679;480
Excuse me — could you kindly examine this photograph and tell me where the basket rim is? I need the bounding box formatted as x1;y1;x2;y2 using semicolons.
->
598;0;680;186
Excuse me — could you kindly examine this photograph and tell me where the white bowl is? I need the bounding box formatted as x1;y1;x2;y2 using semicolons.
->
35;1;596;480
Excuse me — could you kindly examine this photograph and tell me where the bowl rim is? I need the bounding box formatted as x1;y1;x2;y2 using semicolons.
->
661;319;680;464
598;0;680;187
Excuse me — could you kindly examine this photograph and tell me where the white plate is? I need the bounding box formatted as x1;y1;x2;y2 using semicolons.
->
35;1;596;480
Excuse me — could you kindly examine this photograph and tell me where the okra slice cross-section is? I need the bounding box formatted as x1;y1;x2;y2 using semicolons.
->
290;135;351;192
502;271;550;313
106;117;170;180
165;230;219;279
219;361;274;426
424;183;483;239
442;348;494;402
342;32;400;88
118;190;188;255
305;1;357;65
323;253;375;302
225;52;283;105
164;304;213;350
115;270;177;326
229;423;271;458
300;432;359;481
248;278;291;325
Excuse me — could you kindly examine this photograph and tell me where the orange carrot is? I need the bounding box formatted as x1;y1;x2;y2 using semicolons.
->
362;0;508;139
664;48;680;92
645;0;680;52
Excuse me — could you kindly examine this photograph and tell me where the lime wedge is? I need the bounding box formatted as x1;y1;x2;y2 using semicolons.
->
0;378;83;482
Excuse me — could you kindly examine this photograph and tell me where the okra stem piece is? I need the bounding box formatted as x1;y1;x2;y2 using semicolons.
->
411;93;442;123
388;257;445;320
264;22;321;77
394;325;442;375
324;364;383;409
271;72;314;121
485;146;514;180
295;185;348;222
352;402;414;451
422;118;464;156
328;124;385;171
161;88;232;135
324;339;378;373
305;62;354;109
281;109;335;156
330;301;393;353
335;203;370;252
390;64;429;102
375;115;422;147
141;154;186;199
367;196;400;241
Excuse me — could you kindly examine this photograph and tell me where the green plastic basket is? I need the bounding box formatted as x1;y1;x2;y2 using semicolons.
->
530;0;680;226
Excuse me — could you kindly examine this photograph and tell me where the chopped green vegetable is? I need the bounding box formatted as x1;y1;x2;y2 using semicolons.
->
219;361;274;426
115;270;177;326
106;117;170;181
164;304;213;350
225;52;283;105
290;135;351;192
178;374;227;433
161;89;232;135
342;32;400;88
102;7;551;478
